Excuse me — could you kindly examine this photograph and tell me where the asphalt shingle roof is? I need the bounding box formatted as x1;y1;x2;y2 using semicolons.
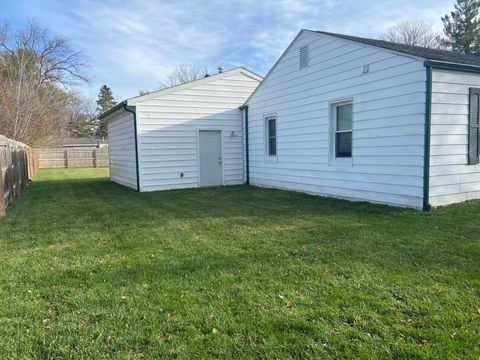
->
316;31;480;67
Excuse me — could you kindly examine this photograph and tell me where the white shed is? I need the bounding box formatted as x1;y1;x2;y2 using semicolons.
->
242;30;480;210
100;67;261;192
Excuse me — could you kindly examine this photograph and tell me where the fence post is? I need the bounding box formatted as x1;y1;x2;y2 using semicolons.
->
93;149;98;168
22;149;27;189
0;137;38;215
14;146;21;197
29;148;33;180
17;149;22;194
0;168;4;216
27;148;31;180
7;144;14;204
0;144;5;217
65;149;69;168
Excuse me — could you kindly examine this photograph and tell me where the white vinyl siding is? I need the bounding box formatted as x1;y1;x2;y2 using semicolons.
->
135;71;259;192
429;69;480;206
107;111;137;189
246;30;426;208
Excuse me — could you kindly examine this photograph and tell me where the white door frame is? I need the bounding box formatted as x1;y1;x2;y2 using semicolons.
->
196;128;225;187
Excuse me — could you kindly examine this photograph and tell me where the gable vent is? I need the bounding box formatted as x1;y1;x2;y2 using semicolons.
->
299;44;310;69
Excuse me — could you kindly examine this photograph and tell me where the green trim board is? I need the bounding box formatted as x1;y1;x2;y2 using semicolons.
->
98;101;126;120
239;105;250;185
424;60;480;74
423;64;432;212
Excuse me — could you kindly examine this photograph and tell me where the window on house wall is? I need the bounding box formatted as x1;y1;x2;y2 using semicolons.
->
265;116;277;157
468;88;480;164
333;101;353;158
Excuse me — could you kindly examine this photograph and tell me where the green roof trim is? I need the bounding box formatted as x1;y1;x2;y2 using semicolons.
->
98;101;127;120
424;60;480;74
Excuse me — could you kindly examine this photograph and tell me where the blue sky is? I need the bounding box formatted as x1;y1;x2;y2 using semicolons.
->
2;0;454;100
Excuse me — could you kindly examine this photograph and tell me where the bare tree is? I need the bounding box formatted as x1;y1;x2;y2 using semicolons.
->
378;19;444;48
0;21;88;145
138;89;152;96
159;64;207;89
136;64;208;95
0;71;67;144
0;20;88;86
65;93;96;138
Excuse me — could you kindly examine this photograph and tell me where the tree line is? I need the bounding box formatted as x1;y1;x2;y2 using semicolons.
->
0;20;120;145
0;21;203;146
378;0;480;52
1;0;480;145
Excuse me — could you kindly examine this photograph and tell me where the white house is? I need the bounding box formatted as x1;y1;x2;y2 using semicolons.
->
243;30;480;210
102;30;480;210
99;67;261;192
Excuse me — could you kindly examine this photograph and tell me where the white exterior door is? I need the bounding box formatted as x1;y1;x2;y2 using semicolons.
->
199;130;222;187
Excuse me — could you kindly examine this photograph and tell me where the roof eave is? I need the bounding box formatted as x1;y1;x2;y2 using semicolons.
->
424;60;480;73
98;100;127;120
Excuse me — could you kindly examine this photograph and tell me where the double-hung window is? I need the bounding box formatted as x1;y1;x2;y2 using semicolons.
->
333;102;352;158
265;116;277;157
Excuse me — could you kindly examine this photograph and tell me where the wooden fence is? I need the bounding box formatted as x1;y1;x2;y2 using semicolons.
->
0;135;39;216
35;148;109;169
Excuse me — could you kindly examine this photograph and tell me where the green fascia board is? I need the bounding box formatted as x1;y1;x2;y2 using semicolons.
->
98;101;127;120
424;60;480;74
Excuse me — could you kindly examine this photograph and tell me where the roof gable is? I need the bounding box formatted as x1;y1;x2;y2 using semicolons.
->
127;67;262;105
244;29;480;106
244;30;308;105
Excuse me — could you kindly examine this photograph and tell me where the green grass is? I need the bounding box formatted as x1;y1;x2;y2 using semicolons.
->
0;168;479;359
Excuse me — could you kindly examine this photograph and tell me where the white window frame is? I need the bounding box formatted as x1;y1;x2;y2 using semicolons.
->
329;99;353;167
264;114;277;163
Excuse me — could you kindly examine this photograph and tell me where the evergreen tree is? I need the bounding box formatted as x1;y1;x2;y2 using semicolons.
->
96;85;116;114
95;85;116;138
441;0;480;53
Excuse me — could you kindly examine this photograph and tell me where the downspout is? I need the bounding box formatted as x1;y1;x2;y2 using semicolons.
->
239;105;250;185
423;64;432;211
123;102;140;192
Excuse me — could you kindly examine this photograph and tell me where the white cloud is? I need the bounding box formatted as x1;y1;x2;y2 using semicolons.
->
6;0;455;98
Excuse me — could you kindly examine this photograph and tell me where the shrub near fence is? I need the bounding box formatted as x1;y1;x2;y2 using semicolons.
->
36;148;109;169
0;135;39;216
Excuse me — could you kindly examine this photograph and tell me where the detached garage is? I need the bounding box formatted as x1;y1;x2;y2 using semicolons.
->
99;67;261;192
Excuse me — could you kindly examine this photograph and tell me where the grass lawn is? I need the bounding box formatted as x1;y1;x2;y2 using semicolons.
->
0;168;479;359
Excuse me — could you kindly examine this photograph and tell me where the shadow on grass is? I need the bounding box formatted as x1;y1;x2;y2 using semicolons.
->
28;169;416;216
1;169;479;358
